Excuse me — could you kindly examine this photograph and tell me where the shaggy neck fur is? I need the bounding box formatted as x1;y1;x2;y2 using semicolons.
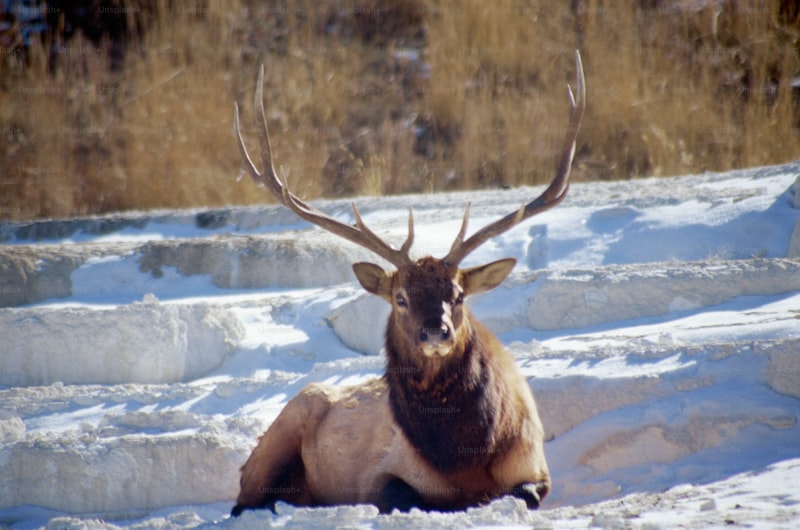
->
384;313;513;474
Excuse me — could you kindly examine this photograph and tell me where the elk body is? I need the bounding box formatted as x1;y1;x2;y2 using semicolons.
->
231;52;585;516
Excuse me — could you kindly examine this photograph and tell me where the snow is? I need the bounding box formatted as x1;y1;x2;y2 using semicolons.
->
1;301;245;386
1;162;799;529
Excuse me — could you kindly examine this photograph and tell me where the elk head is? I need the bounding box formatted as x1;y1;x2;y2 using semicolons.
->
234;52;585;361
352;256;515;359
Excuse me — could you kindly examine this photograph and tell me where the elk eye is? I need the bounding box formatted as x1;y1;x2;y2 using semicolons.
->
455;292;464;305
395;292;408;308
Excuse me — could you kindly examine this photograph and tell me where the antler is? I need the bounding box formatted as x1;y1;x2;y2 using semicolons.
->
444;50;586;265
236;52;584;270
234;65;415;268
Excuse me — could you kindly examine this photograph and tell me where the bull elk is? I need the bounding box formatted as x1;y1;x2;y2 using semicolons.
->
231;51;585;516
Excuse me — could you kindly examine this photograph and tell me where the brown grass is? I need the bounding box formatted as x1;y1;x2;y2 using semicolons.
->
578;0;800;179
1;0;798;220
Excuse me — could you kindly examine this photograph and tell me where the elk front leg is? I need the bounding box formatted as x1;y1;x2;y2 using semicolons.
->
232;413;309;515
232;385;333;516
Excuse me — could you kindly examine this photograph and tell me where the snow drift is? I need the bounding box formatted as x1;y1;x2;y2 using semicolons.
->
1;162;799;529
0;300;244;386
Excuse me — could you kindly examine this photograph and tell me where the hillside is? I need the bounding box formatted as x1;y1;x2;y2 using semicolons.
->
1;162;799;528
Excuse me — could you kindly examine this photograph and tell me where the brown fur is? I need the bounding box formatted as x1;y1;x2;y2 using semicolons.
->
232;255;550;515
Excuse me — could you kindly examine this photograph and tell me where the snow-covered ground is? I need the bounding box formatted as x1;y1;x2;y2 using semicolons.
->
1;162;799;529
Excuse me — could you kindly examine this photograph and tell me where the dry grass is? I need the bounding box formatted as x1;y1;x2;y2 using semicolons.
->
2;0;259;218
578;0;800;179
1;0;798;220
421;0;578;189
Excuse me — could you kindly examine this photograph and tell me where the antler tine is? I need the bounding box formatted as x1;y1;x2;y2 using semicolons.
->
400;207;414;254
446;202;471;260
444;50;586;266
351;204;414;262
234;65;414;268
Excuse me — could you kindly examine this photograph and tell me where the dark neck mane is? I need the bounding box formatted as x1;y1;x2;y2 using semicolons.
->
384;318;510;474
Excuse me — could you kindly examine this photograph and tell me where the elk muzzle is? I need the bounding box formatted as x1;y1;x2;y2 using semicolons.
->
419;317;454;357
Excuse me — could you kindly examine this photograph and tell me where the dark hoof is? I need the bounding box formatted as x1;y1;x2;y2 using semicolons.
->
510;482;546;509
377;477;427;513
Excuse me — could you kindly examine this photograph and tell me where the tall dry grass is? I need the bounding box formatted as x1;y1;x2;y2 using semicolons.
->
2;0;258;218
421;0;578;190
422;0;800;186
578;0;800;179
1;0;798;220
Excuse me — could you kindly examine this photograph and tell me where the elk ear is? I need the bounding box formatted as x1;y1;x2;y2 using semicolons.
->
352;262;393;302
461;258;516;295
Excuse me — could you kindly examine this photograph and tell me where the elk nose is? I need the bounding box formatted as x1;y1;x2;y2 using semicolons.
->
420;320;451;343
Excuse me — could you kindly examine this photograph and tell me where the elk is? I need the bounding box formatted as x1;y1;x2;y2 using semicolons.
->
231;51;585;516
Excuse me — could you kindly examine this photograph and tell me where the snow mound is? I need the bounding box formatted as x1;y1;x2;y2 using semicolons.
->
534;337;800;507
0;299;244;386
0;233;375;307
1;428;246;513
523;257;800;330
